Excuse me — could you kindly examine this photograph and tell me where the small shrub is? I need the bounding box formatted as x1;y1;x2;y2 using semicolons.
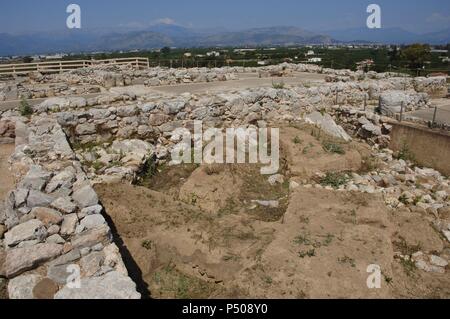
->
299;249;316;258
19;97;33;116
272;81;285;89
397;143;415;162
338;256;356;267
400;258;416;277
141;240;153;250
204;164;224;175
92;161;104;171
293;136;302;144
323;141;345;155
320;172;350;189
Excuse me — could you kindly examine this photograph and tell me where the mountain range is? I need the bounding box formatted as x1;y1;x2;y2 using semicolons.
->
0;24;449;56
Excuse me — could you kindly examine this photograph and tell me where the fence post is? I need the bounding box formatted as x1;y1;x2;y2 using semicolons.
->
399;101;404;122
364;95;367;111
432;106;438;127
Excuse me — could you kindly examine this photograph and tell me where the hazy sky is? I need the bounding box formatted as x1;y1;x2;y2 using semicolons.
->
1;0;450;34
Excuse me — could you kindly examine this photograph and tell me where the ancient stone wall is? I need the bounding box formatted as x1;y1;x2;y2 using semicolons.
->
0;117;140;299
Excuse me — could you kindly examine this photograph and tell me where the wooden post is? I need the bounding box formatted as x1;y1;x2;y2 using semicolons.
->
59;62;62;73
399;101;404;122
335;91;339;105
432;106;438;127
170;60;173;69
364;95;367;111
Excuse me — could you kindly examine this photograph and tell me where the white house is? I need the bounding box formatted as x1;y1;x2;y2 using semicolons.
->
308;57;322;63
206;51;220;57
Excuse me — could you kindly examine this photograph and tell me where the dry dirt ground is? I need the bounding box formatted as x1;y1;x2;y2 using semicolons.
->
0;143;15;299
94;125;450;299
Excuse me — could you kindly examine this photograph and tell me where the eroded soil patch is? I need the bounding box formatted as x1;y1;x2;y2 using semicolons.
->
94;125;449;299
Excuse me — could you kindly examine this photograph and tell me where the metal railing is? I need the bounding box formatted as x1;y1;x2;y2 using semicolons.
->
0;57;150;75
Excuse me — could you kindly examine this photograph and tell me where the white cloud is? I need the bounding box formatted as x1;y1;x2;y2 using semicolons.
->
153;18;178;25
426;13;450;24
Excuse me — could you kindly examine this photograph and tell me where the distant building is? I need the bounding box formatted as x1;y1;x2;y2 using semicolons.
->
234;49;257;53
257;60;269;65
307;57;322;63
305;50;315;56
183;52;192;58
206;51;220;57
45;53;67;60
431;49;448;54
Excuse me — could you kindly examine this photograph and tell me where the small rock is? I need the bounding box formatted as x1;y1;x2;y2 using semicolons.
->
80;214;106;230
80;247;91;256
4;219;47;247
103;243;128;276
415;260;445;274
47;263;73;284
51;197;77;214
251;200;279;208
47;225;60;236
8;274;42;299
33;207;63;226
48;249;81;267
26;190;54;208
80;205;103;217
430;255;448;267
443;230;450;243
71;225;112;249
72;185;98;208
80;251;105;277
60;214;78;236
4;243;63;278
54;271;141;299
92;243;104;252
289;181;300;190
268;174;284;186
46;234;65;244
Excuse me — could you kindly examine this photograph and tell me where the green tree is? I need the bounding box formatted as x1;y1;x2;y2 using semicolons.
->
388;45;400;63
161;47;171;55
22;56;33;63
401;44;431;69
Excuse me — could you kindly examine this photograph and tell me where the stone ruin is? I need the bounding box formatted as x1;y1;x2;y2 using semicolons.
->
0;62;449;298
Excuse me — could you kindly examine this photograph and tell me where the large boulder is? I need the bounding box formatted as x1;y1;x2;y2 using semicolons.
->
54;271;141;299
379;90;429;115
379;91;408;115
413;76;448;97
305;112;352;142
4;243;63;278
8;274;43;299
4;219;47;247
72;185;98;208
